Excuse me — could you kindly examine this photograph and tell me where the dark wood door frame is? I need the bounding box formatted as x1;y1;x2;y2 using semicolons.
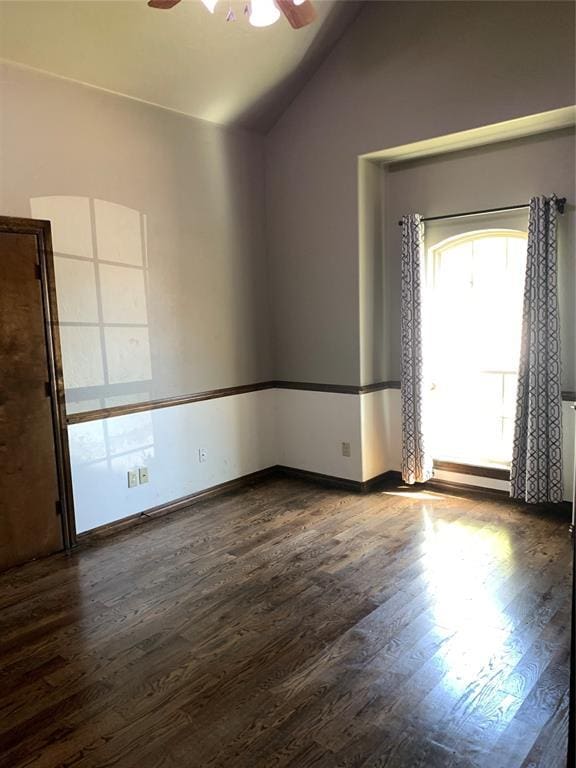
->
0;215;76;550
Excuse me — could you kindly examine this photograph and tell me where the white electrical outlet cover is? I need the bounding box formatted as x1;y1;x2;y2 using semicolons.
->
127;469;139;488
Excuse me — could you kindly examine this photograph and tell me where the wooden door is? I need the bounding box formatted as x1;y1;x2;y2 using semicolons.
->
0;222;68;570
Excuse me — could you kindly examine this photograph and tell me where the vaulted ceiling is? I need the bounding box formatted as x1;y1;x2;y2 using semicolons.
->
0;0;363;131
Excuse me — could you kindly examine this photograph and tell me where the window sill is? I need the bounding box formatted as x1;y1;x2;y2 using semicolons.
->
433;460;510;481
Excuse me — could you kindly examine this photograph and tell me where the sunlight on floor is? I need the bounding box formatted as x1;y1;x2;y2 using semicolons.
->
381;490;441;500
421;511;513;686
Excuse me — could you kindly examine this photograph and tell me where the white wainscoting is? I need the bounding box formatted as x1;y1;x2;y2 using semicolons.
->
70;388;364;533
69;388;575;533
275;389;363;481
359;388;575;502
69;389;277;533
562;400;575;503
360;388;402;481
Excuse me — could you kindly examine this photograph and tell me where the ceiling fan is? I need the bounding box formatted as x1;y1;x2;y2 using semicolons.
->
147;0;317;30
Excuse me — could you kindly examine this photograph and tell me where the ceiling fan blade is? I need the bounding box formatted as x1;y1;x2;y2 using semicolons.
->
147;0;182;8
276;0;317;29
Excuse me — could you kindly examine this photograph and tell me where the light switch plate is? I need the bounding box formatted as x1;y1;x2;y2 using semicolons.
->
199;448;208;463
139;467;149;484
342;442;351;458
127;469;139;488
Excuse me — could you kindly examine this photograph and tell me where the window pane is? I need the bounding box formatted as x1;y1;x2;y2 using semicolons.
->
428;230;526;467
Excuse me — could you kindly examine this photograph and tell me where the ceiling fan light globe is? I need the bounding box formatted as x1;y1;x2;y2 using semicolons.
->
201;0;218;13
249;0;281;27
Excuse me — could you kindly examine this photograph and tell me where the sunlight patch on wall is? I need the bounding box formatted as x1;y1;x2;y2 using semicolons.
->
30;195;152;414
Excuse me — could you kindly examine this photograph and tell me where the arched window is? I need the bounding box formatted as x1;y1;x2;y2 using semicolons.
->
426;229;527;467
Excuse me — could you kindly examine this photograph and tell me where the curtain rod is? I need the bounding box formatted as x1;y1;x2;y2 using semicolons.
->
397;197;567;226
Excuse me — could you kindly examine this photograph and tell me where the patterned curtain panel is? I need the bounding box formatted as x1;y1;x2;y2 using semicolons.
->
401;214;433;485
510;196;563;503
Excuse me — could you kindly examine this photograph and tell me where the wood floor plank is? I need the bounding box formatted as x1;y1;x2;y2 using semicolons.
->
0;477;571;768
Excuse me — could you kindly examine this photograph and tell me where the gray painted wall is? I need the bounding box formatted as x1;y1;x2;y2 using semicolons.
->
382;129;576;390
0;63;271;412
265;1;576;386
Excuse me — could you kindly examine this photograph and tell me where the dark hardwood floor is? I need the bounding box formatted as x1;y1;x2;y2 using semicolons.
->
0;477;572;768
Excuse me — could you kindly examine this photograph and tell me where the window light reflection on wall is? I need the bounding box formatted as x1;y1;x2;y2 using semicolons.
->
29;195;152;415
